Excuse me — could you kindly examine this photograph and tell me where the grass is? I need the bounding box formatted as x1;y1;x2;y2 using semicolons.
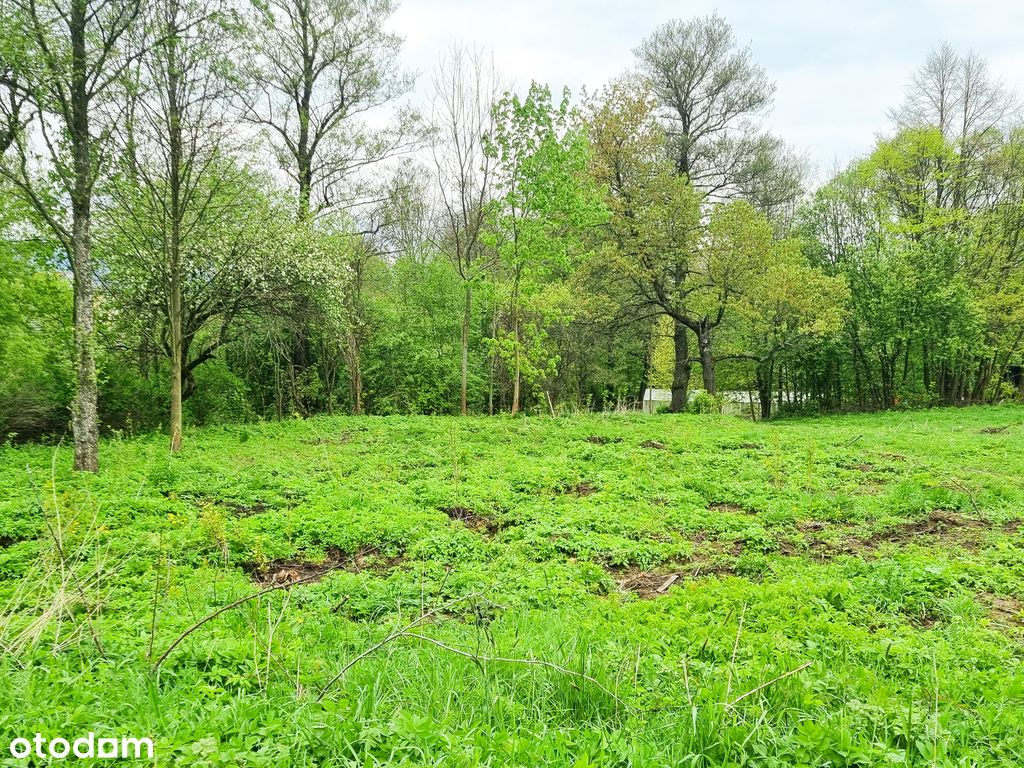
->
0;406;1022;766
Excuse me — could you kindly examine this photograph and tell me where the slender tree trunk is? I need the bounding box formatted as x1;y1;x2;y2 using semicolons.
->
756;359;773;420
169;275;183;451
344;330;363;415
510;312;521;415
487;306;498;415
71;201;99;472
637;345;652;412
922;341;931;396
669;317;691;412
167;12;183;453
460;282;471;415
69;0;98;471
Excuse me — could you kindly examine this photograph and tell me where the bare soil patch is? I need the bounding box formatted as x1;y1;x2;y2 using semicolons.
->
184;492;298;517
978;592;1024;627
299;432;353;446
584;435;623;445
865;510;986;548
225;501;270;517
799;510;989;559
439;505;511;534
980;425;1009;434
641;440;667;450
558;482;598;497
707;502;755;515
608;557;737;598
244;546;403;587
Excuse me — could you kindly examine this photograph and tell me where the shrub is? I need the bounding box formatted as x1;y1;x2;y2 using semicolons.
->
689;391;723;414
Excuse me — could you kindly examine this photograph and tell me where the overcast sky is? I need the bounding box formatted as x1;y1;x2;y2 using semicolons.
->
388;0;1024;183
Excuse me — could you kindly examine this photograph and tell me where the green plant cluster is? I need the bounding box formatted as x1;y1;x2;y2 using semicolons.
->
0;406;1022;765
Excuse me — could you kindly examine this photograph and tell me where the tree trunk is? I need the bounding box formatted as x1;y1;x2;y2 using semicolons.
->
71;203;99;472
346;330;362;415
69;0;98;471
637;345;652;412
756;358;773;420
487;307;498;416
169;278;183;451
460;282;471;415
669;317;691;412
510;314;521;415
697;321;716;395
168;12;183;453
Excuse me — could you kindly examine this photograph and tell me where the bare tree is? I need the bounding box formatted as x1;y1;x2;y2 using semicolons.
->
430;44;501;415
240;0;417;221
636;14;783;199
0;0;144;471
104;0;238;452
892;43;1019;211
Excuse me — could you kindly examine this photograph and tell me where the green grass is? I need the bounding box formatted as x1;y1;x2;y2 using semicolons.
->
0;406;1022;766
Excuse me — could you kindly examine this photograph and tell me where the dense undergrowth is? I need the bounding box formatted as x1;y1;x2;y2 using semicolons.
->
0;407;1022;766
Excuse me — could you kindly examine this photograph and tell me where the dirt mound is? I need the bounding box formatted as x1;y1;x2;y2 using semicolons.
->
584;435;623;445
244;546;403;586
865;510;986;547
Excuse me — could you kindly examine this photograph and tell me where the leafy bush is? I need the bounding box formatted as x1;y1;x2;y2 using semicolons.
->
186;359;256;425
689;391;723;414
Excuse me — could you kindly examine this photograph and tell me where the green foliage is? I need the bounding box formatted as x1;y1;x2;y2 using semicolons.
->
185;359;256;425
688;391;722;414
485;82;608;408
0;201;73;441
0;407;1022;765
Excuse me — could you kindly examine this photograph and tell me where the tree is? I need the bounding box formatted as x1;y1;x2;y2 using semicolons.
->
485;82;606;413
688;200;776;395
891;42;1012;213
634;13;801;210
106;0;239;452
583;78;704;411
727;240;848;418
430;44;500;415
633;15;805;395
241;0;415;220
0;192;72;440
101;162;292;428
0;0;143;470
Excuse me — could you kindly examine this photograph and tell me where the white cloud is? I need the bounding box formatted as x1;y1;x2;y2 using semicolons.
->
387;0;1024;180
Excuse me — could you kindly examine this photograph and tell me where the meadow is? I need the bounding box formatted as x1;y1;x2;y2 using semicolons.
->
0;406;1022;766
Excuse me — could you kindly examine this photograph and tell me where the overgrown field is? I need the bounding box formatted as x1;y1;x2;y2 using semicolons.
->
1;407;1022;766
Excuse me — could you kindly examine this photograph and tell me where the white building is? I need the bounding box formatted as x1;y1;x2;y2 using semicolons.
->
640;388;756;415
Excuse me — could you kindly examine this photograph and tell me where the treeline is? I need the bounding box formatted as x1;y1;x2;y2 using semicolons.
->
0;1;1022;469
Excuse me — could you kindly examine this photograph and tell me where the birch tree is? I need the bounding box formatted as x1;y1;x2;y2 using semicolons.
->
430;44;500;415
0;0;144;471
